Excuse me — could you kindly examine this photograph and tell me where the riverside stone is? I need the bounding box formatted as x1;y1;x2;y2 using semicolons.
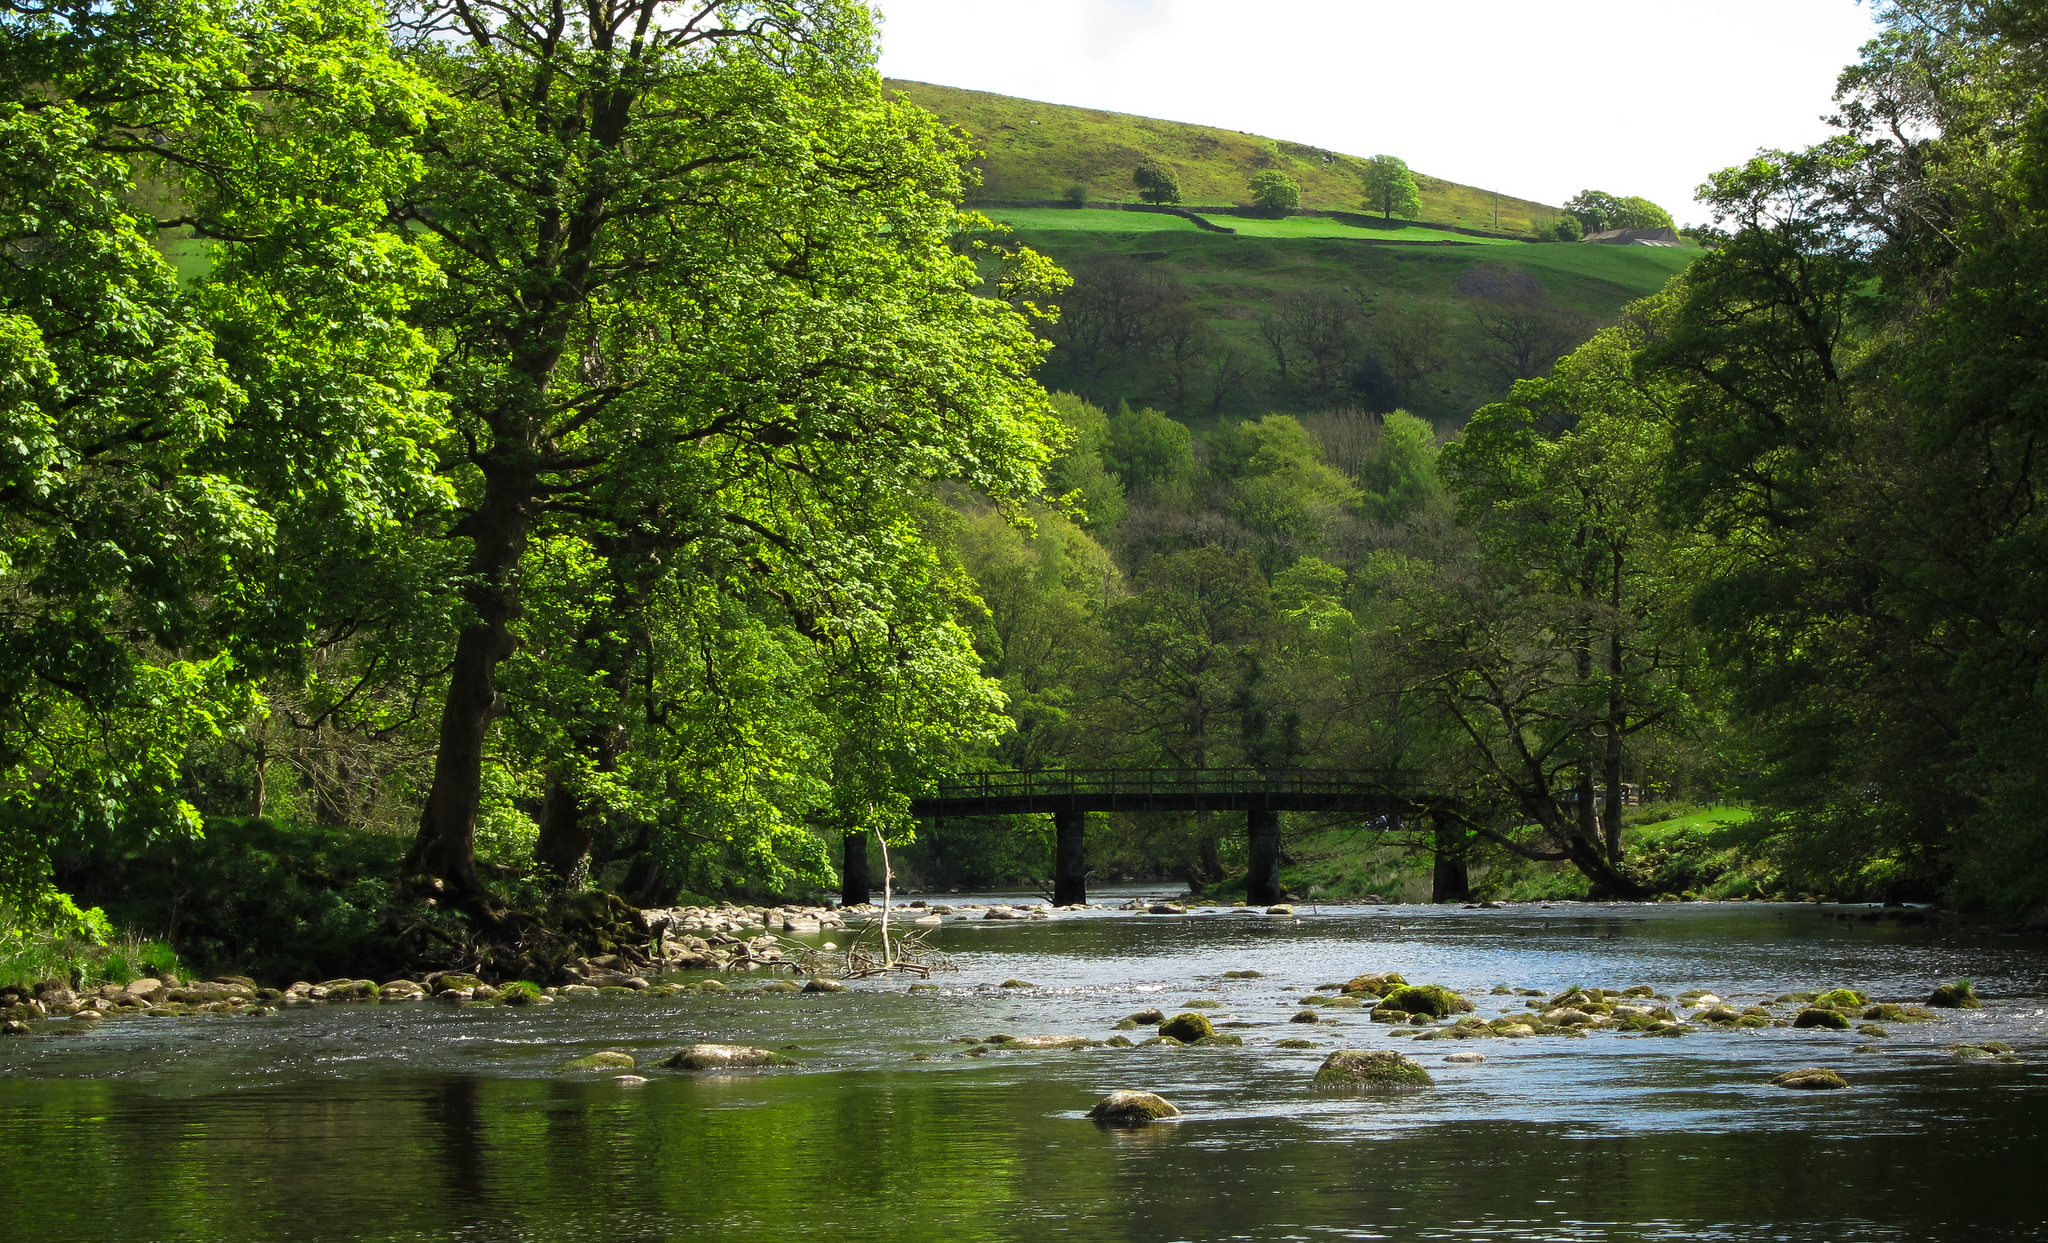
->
1771;1067;1849;1090
662;1043;797;1070
1086;1091;1181;1126
557;1051;636;1072
1313;1049;1433;1089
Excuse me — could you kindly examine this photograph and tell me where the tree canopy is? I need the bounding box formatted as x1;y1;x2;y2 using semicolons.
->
1134;157;1183;205
1360;155;1421;220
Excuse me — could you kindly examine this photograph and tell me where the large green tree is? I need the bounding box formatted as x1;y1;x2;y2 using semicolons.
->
0;0;444;924
1360;154;1420;221
386;0;1060;899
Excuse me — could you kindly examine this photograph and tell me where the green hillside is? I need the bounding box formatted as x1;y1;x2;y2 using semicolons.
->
888;79;1566;236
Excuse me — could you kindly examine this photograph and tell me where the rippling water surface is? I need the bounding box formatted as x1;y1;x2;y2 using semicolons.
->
4;897;2045;1241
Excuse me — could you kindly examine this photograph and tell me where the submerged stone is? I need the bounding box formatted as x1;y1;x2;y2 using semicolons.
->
1086;1090;1181;1126
1772;1066;1849;1090
661;1043;797;1070
1313;1049;1434;1090
1274;1038;1319;1049
556;1051;635;1073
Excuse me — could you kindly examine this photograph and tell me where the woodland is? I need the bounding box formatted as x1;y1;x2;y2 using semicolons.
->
4;0;2047;983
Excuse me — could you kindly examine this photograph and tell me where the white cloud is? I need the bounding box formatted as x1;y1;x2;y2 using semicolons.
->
872;0;1880;225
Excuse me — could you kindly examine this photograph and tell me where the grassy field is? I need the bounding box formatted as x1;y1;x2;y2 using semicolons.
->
984;206;1525;245
894;78;1568;237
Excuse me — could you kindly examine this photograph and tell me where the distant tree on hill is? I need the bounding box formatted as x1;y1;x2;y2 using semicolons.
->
1248;170;1301;209
1564;190;1626;232
1617;195;1674;229
1063;182;1090;206
1565;191;1672;233
1549;214;1585;242
1134;158;1183;204
1360;155;1421;221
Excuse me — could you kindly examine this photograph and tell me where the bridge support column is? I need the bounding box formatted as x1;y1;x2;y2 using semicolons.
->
1246;809;1282;905
1053;809;1087;906
840;830;871;908
1431;814;1470;903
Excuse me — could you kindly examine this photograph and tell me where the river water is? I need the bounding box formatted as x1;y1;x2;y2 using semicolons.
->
3;897;2045;1242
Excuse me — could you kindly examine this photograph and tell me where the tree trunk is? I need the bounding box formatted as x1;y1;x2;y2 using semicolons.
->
405;461;537;899
534;773;595;881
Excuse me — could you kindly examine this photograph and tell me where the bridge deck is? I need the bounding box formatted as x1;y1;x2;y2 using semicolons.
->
908;768;1430;818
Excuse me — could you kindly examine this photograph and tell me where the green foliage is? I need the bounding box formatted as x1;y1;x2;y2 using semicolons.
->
1249;170;1302;209
1361;155;1422;220
1550;215;1586;242
1566;190;1674;233
1134;157;1184;205
0;0;446;914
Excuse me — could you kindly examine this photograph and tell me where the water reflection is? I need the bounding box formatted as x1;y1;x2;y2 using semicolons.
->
0;902;2042;1240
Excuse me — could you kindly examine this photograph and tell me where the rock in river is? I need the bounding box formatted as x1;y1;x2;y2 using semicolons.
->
662;1043;797;1070
557;1050;636;1073
1086;1091;1181;1126
1771;1067;1849;1090
1313;1049;1434;1090
1158;1012;1216;1043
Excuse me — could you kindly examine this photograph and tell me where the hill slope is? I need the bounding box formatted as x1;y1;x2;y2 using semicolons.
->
887;79;1566;237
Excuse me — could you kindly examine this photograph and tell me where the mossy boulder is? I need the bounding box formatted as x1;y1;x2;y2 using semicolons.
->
1313;1049;1434;1090
1193;1033;1244;1047
1289;1010;1321;1024
1086;1090;1181;1126
1274;1038;1319;1049
1320;996;1364;1009
802;977;845;993
1378;985;1473;1018
1181;998;1224;1009
1341;972;1407;997
1124;1009;1166;1026
998;1035;1094;1050
1223;970;1263;979
1138;1035;1183;1047
556;1050;635;1072
1793;1007;1852;1029
1369;1008;1411;1024
1158;1012;1216;1043
1927;980;1982;1008
1772;1066;1849;1091
499;982;546;1006
662;1043;797;1070
1812;989;1867;1009
1104;1035;1134;1048
999;979;1037;989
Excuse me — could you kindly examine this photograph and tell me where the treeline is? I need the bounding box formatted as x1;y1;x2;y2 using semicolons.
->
1034;254;1595;423
935;0;2048;921
7;0;2047;940
0;0;1060;934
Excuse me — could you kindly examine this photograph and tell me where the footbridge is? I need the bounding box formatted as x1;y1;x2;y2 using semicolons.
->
895;768;1445;907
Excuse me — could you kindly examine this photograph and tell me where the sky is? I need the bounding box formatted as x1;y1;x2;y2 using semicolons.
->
872;0;1883;226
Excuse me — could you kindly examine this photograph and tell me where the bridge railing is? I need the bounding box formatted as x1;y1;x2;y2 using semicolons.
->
926;767;1427;801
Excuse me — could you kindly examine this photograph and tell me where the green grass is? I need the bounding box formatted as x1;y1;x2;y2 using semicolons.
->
985;206;1523;246
894;79;1569;236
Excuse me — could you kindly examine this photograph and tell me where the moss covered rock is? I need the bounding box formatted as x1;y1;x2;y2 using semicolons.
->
1124;1009;1166;1026
1086;1090;1181;1126
1793;1008;1852;1029
1313;1049;1434;1090
1138;1035;1184;1047
1275;1038;1319;1049
1927;980;1982;1008
499;982;547;1006
1772;1066;1849;1090
1158;1012;1216;1043
1193;1033;1244;1047
1812;989;1867;1009
1104;1035;1134;1048
1369;1008;1411;1024
1379;985;1473;1018
1289;1010;1321;1024
1342;972;1407;997
662;1043;797;1070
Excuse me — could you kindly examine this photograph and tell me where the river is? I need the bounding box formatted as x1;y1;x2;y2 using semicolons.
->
2;896;2044;1241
